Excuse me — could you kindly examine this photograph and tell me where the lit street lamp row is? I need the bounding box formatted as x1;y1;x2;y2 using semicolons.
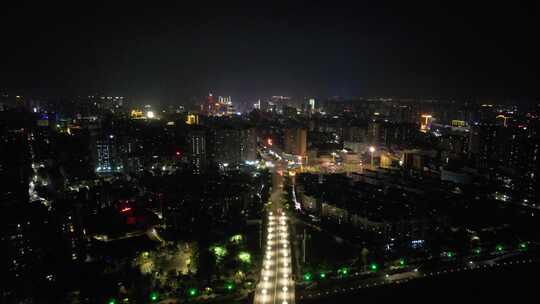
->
256;211;294;304
298;258;537;301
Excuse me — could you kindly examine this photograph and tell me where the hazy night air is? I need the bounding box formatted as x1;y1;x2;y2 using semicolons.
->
1;2;539;304
1;2;539;103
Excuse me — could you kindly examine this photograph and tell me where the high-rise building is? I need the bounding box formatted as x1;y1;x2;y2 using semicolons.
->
211;128;239;166
199;93;215;116
95;135;121;173
187;129;206;174
344;125;368;143
218;96;231;104
308;98;316;114
210;127;257;165
440;130;469;156
420;114;433;133
201;93;235;116
284;128;307;156
531;122;540;204
0;126;30;206
367;121;381;144
240;128;257;162
468;124;499;169
505;124;539;202
468;122;538;203
186;114;199;125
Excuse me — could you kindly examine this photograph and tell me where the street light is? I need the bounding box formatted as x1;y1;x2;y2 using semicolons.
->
369;146;375;169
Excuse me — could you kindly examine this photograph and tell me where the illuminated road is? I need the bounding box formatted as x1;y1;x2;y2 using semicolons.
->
254;210;295;304
254;157;295;304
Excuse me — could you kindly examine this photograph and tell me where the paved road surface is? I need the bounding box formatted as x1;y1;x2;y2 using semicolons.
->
254;160;295;304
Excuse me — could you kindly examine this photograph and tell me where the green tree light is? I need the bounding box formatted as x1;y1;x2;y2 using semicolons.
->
238;252;251;263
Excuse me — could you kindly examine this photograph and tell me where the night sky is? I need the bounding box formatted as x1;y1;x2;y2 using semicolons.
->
1;2;538;103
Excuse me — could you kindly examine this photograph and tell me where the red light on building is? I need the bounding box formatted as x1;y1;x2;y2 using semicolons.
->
175;151;181;156
120;207;132;213
267;138;273;146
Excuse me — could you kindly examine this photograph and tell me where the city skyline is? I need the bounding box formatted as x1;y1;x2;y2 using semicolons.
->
1;3;540;304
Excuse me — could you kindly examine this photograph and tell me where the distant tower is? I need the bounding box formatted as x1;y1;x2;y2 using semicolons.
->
420;114;432;133
203;93;215;116
308;98;316;114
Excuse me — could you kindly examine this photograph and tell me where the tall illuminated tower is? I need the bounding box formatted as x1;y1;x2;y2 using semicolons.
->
420;114;432;133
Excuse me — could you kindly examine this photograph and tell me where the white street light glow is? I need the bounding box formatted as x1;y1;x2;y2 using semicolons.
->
256;180;294;303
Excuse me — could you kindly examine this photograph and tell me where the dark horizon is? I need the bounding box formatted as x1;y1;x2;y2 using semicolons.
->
1;2;539;103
